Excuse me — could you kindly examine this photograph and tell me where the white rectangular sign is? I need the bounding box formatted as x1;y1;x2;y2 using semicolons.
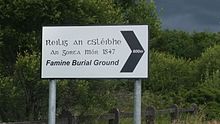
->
41;25;148;78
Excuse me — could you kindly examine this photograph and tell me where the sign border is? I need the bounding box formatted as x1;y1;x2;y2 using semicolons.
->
41;24;149;79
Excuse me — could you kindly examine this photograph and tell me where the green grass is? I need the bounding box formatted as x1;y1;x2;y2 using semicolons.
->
91;113;206;124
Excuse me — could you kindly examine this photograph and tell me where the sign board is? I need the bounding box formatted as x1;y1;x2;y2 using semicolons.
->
41;25;148;78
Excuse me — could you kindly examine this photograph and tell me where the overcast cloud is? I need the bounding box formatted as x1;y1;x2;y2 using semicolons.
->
154;0;220;32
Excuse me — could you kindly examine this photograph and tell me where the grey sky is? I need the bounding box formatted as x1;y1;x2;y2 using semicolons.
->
154;0;220;32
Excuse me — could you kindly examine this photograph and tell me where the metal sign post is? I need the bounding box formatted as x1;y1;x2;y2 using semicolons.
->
134;79;142;124
48;80;56;124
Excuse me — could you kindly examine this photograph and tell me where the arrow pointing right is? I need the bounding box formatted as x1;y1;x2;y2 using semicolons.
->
120;31;145;73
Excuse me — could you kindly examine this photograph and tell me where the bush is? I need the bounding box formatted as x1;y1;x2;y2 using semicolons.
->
0;76;25;121
196;45;220;81
57;79;117;116
151;30;220;59
125;0;161;39
14;52;48;120
186;70;220;119
146;50;196;93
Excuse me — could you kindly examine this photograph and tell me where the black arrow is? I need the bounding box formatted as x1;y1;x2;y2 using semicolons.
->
120;31;145;72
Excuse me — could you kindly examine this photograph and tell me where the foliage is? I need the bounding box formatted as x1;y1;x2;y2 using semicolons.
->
125;0;161;39
185;45;220;119
186;71;220;119
196;45;220;80
0;30;2;47
191;32;220;57
146;50;196;93
0;0;124;32
0;76;25;121
0;28;19;75
0;30;3;73
151;30;194;58
0;0;162;121
13;52;48;121
1;0;220;122
0;27;40;75
146;46;220;119
151;30;220;59
57;79;117;116
142;90;173;109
